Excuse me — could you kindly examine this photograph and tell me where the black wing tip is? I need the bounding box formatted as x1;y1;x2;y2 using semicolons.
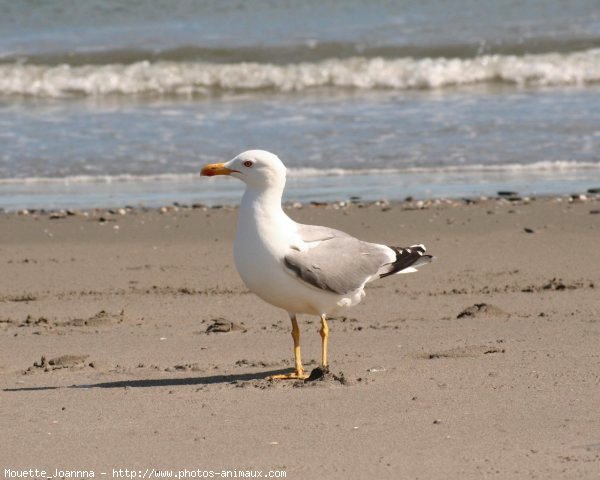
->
379;244;432;279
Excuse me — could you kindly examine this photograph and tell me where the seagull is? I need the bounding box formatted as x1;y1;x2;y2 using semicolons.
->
201;150;433;379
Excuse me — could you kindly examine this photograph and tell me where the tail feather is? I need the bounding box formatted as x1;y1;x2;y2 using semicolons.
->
379;244;433;279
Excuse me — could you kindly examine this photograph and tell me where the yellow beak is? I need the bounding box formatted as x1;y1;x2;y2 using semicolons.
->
200;163;238;177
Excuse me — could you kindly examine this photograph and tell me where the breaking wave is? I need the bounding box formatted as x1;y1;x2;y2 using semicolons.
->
1;49;599;97
1;161;597;185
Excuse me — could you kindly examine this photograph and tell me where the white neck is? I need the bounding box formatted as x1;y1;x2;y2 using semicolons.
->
237;181;295;247
240;181;286;220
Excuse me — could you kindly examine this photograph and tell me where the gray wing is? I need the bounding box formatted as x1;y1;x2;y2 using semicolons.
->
284;224;392;295
293;223;351;242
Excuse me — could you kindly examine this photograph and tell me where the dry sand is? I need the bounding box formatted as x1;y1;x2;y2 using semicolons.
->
1;195;599;479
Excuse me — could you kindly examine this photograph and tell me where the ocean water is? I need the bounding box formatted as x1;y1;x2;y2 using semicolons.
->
1;0;599;210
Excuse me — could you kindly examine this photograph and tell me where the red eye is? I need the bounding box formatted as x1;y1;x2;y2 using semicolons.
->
243;161;253;168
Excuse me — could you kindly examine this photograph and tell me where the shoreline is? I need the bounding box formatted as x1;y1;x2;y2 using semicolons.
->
2;166;599;213
2;188;600;215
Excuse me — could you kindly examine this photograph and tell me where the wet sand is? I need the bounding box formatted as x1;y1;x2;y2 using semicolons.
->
1;195;599;479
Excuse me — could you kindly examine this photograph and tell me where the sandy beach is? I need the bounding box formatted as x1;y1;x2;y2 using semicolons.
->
1;194;599;479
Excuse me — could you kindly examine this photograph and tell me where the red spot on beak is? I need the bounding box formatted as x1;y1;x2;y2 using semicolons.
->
201;163;233;176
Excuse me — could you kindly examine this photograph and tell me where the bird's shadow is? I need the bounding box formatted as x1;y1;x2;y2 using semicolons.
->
2;368;291;392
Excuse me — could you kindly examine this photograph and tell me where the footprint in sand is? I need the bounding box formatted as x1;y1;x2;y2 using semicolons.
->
456;303;507;319
205;318;246;333
28;354;90;372
422;345;505;360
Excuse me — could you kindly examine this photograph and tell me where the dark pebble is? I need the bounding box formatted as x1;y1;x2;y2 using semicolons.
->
587;188;600;194
498;191;518;197
306;366;329;382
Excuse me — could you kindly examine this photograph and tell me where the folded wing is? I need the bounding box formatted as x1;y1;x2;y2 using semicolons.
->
284;224;393;295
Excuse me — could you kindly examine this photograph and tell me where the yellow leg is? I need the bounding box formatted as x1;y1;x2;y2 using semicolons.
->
269;314;308;380
320;314;329;367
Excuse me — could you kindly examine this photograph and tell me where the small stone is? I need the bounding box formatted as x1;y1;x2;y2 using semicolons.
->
33;356;47;368
569;194;586;202
367;367;387;373
497;191;518;197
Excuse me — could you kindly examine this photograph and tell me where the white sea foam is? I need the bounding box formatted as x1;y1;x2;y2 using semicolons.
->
0;173;197;185
1;161;597;186
1;49;599;97
289;161;600;177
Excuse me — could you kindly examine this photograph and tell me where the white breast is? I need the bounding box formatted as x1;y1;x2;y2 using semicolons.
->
233;191;349;315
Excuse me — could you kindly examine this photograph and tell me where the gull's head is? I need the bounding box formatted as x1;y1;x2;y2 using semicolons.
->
201;150;286;189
